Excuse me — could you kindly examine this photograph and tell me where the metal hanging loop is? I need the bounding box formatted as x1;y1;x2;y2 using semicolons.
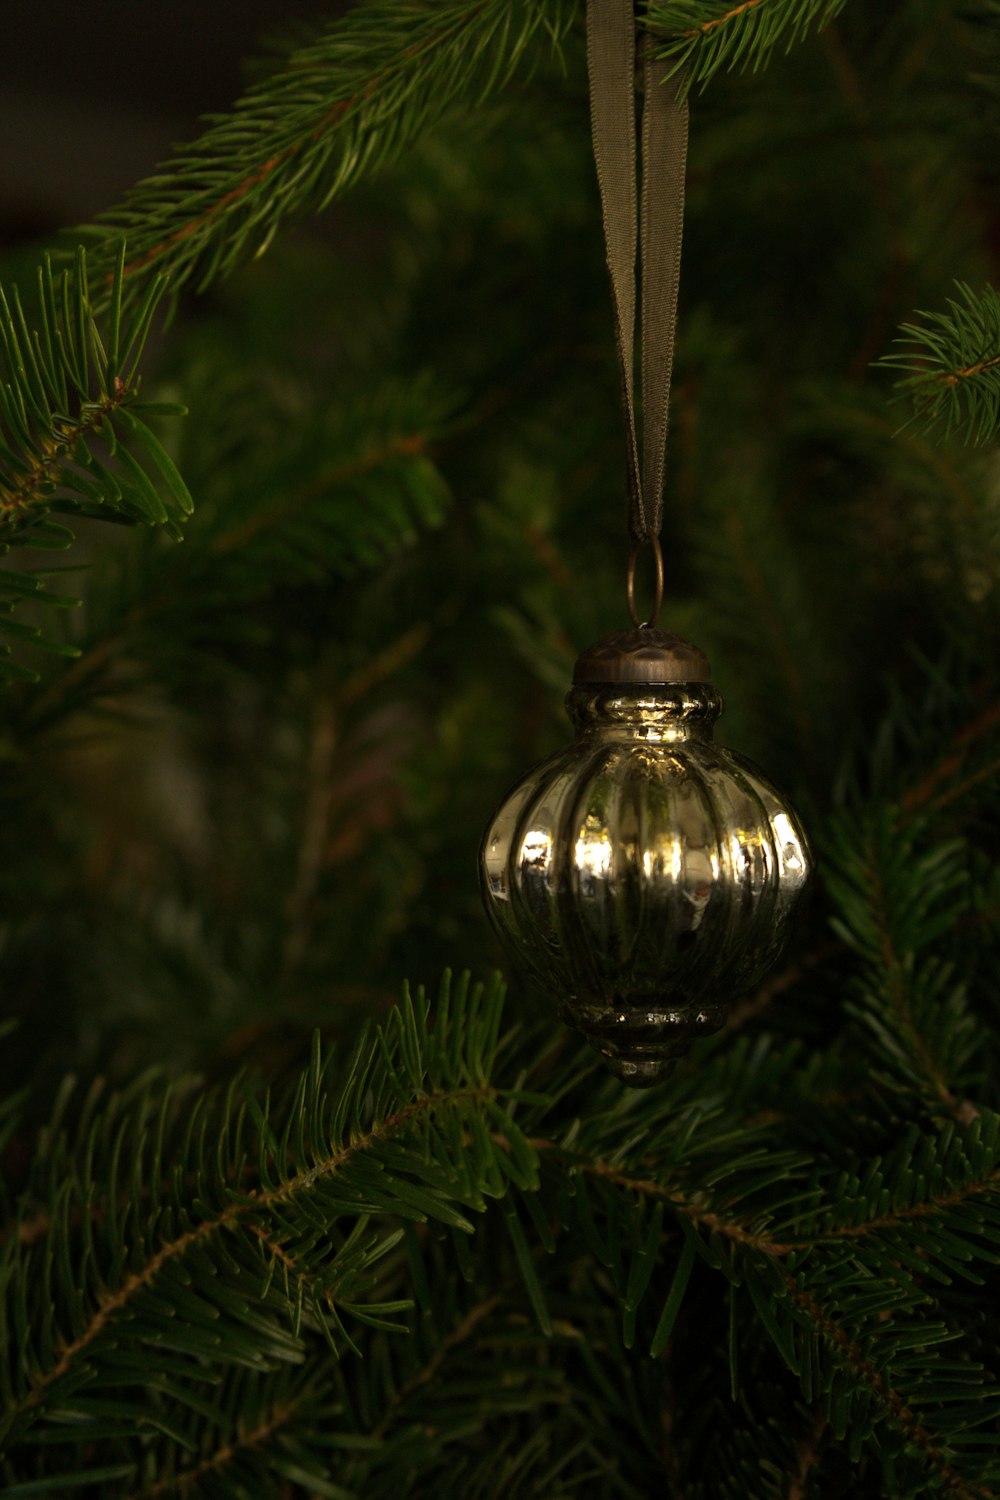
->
626;534;664;628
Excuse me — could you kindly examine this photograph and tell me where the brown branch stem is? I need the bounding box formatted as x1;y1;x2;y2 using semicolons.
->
210;432;428;555
529;1140;1000;1258
725;938;840;1031
941;353;1000;387
0;380;128;521
684;0;767;37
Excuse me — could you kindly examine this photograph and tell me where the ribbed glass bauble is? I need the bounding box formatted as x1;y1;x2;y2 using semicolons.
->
480;628;811;1086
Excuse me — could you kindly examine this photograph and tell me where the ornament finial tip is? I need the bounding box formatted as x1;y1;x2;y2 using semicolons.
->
603;1054;677;1088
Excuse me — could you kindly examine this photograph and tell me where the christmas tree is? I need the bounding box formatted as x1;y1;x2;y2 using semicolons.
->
2;2;1000;1495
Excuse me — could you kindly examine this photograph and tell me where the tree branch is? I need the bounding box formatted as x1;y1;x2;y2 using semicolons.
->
11;1085;494;1427
85;0;568;302
530;1141;1000;1258
780;1273;993;1500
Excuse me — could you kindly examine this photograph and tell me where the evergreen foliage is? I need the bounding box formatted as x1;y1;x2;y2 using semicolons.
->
1;0;999;1496
879;283;1000;444
647;0;849;87
81;0;575;303
0;248;189;682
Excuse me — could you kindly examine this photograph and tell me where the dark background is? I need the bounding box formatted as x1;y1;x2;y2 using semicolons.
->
0;2;335;246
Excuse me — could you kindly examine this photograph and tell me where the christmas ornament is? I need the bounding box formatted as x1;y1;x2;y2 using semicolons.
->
479;0;812;1084
480;619;811;1085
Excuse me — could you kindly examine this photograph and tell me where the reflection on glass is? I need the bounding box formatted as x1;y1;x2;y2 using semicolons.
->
575;822;614;888
520;828;553;870
771;812;804;871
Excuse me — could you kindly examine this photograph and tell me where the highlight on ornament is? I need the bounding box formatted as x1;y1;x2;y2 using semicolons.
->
480;628;812;1086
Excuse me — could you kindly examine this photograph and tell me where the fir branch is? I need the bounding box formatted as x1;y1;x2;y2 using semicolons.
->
531;1051;1000;1488
83;0;572;303
11;1083;493;1428
777;1272;992;1500
0;247;189;684
538;1072;1000;1491
554;1141;1000;1258
2;382;118;523
878;283;1000;444
0;973;537;1478
0;248;188;541
17;1216;218;1420
865;834;965;1114
568;1153;802;1254
117;1366;348;1500
211;432;429;555
825;809;979;1109
645;0;848;89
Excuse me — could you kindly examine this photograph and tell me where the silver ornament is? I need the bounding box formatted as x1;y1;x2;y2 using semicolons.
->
480;629;811;1086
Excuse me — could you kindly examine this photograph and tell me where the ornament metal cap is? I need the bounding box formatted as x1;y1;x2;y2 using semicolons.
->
573;626;712;686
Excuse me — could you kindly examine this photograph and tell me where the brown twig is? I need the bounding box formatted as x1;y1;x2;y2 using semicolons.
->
0;381;129;519
940;353;1000;388
281;687;340;983
683;0;767;37
337;622;431;710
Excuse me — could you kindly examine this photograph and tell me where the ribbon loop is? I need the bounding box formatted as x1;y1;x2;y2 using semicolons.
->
586;0;688;549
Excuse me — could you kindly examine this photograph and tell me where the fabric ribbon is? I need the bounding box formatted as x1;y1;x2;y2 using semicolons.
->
586;0;688;546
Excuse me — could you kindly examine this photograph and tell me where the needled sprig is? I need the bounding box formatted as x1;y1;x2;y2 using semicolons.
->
0;972;539;1495
0;244;190;683
645;0;849;90
878;282;1000;445
81;0;573;305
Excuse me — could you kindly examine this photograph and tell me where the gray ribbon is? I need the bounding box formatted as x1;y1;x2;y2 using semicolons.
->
587;0;688;544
